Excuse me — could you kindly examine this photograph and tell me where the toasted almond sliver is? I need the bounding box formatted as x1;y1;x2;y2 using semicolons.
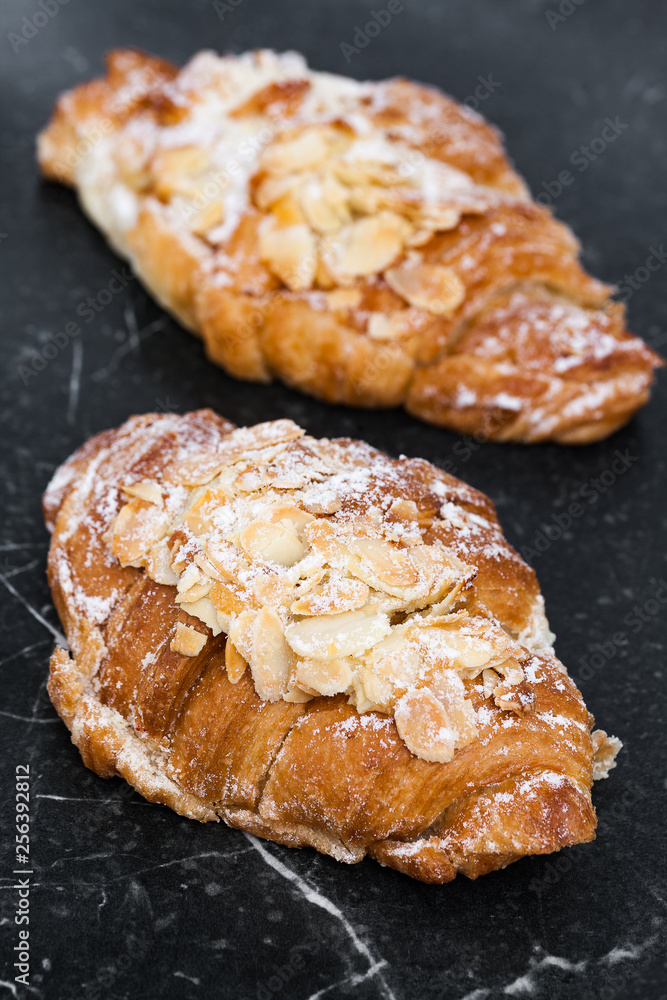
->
182;597;222;636
188;199;225;237
164;421;305;486
259;221;316;291
406;228;436;248
254;173;300;211
326;288;363;311
170;622;207;657
300;181;345;235
496;655;525;686
152;145;210;199
177;562;202;594
367;313;403;341
429;670;478;744
184;489;232;535
304;518;346;562
209;579;249;618
349;536;418;591
175;580;212;604
283;685;313;703
285;609;391;660
250;607;294;701
482;667;501;699
260;128;332;176
330;211;412;278
359;641;422;714
228;609;258;665
493;678;535;715
295;657;352;697
111;499;170;567
122;479;163;505
225;639;248;684
145;539;180;585
394;688;457;763
291;575;369;616
385;262;465;315
239;518;306;567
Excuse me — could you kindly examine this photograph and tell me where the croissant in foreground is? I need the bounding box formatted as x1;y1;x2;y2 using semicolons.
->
44;409;620;883
38;49;660;443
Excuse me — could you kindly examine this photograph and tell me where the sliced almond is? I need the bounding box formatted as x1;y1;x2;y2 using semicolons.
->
326;288;362;311
394;688;457;763
165;420;305;486
295;657;352;697
304;518;346;562
385;262;465;315
327;212;412;279
176;580;212;605
177;562;202;594
285;609;391;660
482;667;500;699
252;570;294;609
188;199;225;237
228;609;258;665
299;177;348;234
283;685;314;703
224;639;248;683
239;518;306;567
259;221;316;291
145;539;180;585
254;172;300;211
270;192;307;227
152;145;210;199
349;536;418;592
209;579;249;618
495;655;525;686
122;479;163;505
367;313;404;341
249;607;294;701
111;499;170;567
260;127;332;176
170;622;207;657
359;639;421;713
333;159;405;188
429;670;478;745
291;575;369;615
406;227;436;248
164;454;226;488
265;503;314;534
183;596;222;636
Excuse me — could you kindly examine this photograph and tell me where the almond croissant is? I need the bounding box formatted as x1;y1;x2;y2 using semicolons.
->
38;49;660;443
44;408;619;883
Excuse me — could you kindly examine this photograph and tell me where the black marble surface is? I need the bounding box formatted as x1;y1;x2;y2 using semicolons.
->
1;0;666;997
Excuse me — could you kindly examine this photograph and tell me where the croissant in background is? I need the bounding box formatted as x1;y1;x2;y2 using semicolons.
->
44;409;619;883
38;49;660;443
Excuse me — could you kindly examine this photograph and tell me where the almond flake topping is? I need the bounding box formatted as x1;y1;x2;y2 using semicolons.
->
170;622;207;657
109;418;537;762
108;51;521;307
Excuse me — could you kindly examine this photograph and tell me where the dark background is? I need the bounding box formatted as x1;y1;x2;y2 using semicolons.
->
1;0;666;997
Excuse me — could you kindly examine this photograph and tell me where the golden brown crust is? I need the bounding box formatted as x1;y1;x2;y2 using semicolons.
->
44;409;616;882
38;49;661;443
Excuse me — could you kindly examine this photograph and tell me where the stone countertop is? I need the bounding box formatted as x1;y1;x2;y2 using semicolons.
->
0;0;665;997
